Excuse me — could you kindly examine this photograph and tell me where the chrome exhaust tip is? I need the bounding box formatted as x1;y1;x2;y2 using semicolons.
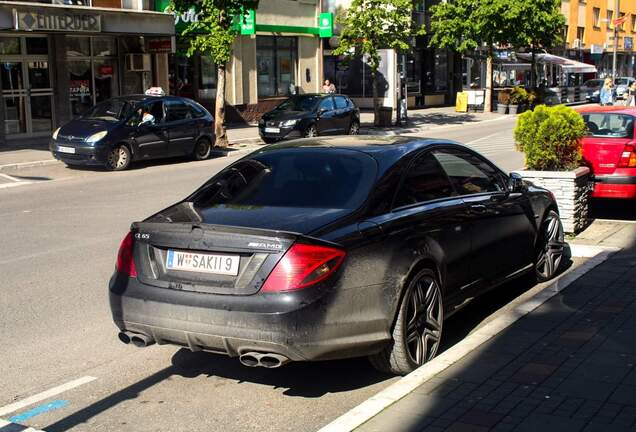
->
130;333;155;348
239;353;260;367
118;331;133;344
239;352;290;368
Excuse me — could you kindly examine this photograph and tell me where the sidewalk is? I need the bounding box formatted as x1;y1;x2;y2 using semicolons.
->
0;106;503;172
326;220;636;432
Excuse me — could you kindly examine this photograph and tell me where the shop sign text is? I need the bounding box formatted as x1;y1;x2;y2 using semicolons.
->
15;11;101;32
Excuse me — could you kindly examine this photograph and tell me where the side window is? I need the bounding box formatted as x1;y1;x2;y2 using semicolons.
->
187;101;207;118
334;96;348;109
145;100;165;123
433;149;505;196
319;97;335;111
165;99;193;123
393;154;455;208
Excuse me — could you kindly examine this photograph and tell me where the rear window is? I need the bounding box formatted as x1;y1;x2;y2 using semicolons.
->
583;114;634;138
190;149;377;209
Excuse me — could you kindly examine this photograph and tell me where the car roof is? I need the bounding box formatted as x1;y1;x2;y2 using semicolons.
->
575;106;636;115
104;95;194;105
255;136;472;174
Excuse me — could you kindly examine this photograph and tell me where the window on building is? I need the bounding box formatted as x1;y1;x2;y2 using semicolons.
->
618;12;626;32
607;10;614;30
593;8;600;28
632;15;636;32
576;27;585;45
256;36;298;98
199;55;217;98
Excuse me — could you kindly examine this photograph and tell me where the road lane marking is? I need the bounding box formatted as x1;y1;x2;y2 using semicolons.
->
0;376;96;417
0;181;33;189
8;400;68;423
318;245;619;432
0;173;21;182
0;418;46;432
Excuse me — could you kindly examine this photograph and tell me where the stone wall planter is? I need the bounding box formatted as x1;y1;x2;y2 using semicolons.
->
513;167;591;234
496;104;508;114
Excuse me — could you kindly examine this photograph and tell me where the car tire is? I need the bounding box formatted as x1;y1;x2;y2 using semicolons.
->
304;125;317;138
262;137;278;144
369;268;444;375
106;144;131;171
193;137;212;161
349;120;360;135
535;209;565;282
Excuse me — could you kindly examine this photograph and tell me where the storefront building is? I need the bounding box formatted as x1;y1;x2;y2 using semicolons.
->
0;1;174;143
160;0;329;123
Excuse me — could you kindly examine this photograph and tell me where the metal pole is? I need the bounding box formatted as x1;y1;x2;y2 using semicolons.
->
612;0;619;80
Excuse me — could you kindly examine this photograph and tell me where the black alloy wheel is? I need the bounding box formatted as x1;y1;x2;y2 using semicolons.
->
106;144;131;171
535;210;565;282
349;121;360;135
370;268;444;375
193;137;212;161
304;125;317;138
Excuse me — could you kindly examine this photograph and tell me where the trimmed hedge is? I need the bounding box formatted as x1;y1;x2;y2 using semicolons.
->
514;104;587;171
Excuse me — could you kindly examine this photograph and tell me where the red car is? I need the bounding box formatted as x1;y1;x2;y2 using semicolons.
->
577;106;636;199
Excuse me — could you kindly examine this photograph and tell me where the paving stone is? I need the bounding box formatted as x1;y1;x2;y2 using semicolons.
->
509;363;559;385
555;376;617;401
513;413;586;431
445;421;489;432
583;421;635;432
608;384;636;407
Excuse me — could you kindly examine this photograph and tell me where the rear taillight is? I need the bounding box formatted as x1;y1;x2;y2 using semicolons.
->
261;243;345;292
617;143;636;168
116;231;137;277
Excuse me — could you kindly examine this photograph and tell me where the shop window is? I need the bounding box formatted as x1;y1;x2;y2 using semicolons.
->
199;55;217;98
68;60;93;116
433;51;448;92
0;37;20;55
257;36;297;98
28;62;50;89
94;59;118;104
25;37;48;55
67;37;90;57
93;37;117;56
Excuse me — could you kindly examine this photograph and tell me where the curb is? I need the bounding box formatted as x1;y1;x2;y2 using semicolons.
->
0;138;264;173
318;243;620;432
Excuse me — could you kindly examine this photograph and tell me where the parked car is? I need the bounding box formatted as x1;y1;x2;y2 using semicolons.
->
109;136;565;375
582;79;604;103
615;77;636;100
50;95;215;171
578;106;636;199
258;94;360;143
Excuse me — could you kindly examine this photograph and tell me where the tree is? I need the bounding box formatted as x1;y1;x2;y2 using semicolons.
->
508;0;565;87
171;0;259;147
334;0;424;126
429;0;519;112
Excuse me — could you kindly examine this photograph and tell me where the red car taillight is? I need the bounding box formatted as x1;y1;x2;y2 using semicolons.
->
617;143;636;168
116;231;137;277
261;243;345;293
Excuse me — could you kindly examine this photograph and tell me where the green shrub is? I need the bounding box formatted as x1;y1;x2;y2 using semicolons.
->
514;104;587;171
510;86;528;105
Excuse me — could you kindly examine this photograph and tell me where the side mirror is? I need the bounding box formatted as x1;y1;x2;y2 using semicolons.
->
508;172;525;193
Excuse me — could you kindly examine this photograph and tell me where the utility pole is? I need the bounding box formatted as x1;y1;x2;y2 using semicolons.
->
612;0;619;80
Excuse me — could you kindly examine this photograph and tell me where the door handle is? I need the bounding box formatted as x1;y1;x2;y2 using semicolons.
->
470;204;487;213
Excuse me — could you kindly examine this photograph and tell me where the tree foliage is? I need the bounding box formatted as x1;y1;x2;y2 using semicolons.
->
508;0;565;51
334;0;424;72
514;105;586;171
170;0;258;65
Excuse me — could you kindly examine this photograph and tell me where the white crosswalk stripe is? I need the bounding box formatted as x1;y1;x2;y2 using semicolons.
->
0;418;46;431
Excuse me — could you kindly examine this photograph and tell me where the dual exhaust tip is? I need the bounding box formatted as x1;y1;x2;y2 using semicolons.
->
239;352;290;368
118;331;155;348
118;332;289;368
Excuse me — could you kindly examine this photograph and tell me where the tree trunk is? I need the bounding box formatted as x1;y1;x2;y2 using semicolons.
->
214;64;228;148
485;50;493;113
372;69;380;126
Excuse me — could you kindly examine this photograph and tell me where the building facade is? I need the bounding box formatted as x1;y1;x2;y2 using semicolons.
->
0;1;174;143
161;0;328;123
561;0;636;78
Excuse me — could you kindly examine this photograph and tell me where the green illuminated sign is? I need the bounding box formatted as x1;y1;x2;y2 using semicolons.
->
318;12;333;38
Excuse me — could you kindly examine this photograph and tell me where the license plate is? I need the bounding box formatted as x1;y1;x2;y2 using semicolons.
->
166;250;239;276
57;146;76;154
264;127;280;133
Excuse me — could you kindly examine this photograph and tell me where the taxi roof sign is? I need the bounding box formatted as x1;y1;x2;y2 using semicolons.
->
145;87;165;96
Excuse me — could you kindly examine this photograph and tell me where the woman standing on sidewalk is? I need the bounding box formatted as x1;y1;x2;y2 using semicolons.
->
626;81;636;107
600;78;615;106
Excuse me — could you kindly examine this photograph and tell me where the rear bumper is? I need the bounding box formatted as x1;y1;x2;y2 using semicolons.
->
109;273;388;361
593;175;636;199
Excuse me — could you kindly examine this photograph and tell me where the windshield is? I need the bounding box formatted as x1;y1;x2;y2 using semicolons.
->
274;96;322;112
189;148;377;209
584;80;603;88
616;78;632;86
84;99;134;122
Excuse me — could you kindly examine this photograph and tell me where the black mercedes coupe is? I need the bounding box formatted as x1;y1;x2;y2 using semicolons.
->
109;136;565;375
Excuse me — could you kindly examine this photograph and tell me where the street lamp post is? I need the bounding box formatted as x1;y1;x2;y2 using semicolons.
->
612;0;619;80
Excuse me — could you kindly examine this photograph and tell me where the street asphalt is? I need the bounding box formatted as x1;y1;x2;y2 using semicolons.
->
1;116;531;431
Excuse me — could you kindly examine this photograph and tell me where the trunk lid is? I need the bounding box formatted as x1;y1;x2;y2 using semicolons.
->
582;137;633;175
131;221;298;295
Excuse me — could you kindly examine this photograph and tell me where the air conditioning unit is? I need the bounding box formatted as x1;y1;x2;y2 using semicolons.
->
125;53;151;72
573;38;582;49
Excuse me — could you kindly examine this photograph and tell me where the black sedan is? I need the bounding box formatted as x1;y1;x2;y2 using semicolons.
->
50;95;215;171
258;94;360;143
109;136;564;375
